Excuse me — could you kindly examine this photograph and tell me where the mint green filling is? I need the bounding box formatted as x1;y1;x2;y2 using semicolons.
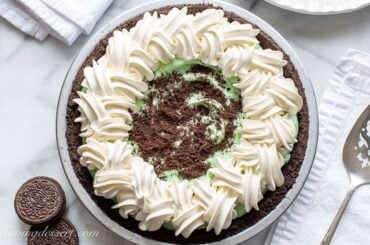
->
205;119;227;144
154;59;214;78
82;86;88;93
162;222;175;230
183;73;240;105
205;150;232;168
233;112;248;144
292;114;299;137
235;203;247;218
185;92;228;144
154;58;241;105
88;168;98;178
135;97;146;113
255;43;263;50
186;93;223;112
122;137;140;156
159;170;181;181
112;196;118;203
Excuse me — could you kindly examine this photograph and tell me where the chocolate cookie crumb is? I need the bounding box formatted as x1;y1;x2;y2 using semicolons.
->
15;176;66;226
129;71;241;179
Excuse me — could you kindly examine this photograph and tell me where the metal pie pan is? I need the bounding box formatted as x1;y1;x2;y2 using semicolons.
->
56;0;318;244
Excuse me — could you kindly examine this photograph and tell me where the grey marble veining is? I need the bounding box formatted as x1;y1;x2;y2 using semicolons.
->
0;0;370;244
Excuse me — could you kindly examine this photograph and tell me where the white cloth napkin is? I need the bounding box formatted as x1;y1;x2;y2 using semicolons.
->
0;0;114;45
271;49;370;245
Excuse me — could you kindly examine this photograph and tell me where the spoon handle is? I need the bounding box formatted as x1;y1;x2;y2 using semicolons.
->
321;184;357;245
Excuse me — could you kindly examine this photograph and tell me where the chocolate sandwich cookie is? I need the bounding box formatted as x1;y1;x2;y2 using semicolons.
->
27;218;79;245
15;176;66;226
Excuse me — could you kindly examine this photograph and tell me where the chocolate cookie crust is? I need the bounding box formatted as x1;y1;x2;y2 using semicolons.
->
14;176;66;226
65;4;309;243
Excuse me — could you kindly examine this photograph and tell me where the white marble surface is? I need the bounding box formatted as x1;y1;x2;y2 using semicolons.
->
1;0;370;244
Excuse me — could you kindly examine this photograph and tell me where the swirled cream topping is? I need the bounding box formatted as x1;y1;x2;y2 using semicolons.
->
75;7;303;238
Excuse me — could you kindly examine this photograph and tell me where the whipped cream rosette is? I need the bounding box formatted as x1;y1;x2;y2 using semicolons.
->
74;7;303;238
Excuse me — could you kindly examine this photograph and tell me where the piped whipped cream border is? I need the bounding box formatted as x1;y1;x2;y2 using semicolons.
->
73;7;303;238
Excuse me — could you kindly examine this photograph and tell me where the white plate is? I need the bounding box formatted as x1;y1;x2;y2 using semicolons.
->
265;0;370;15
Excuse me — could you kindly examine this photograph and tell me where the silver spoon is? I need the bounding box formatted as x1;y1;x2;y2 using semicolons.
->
321;105;370;245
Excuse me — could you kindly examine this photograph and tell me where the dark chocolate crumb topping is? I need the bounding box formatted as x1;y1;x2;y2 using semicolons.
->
129;65;241;179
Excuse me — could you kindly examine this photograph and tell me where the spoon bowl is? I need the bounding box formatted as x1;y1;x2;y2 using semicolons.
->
322;104;370;245
343;105;370;182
